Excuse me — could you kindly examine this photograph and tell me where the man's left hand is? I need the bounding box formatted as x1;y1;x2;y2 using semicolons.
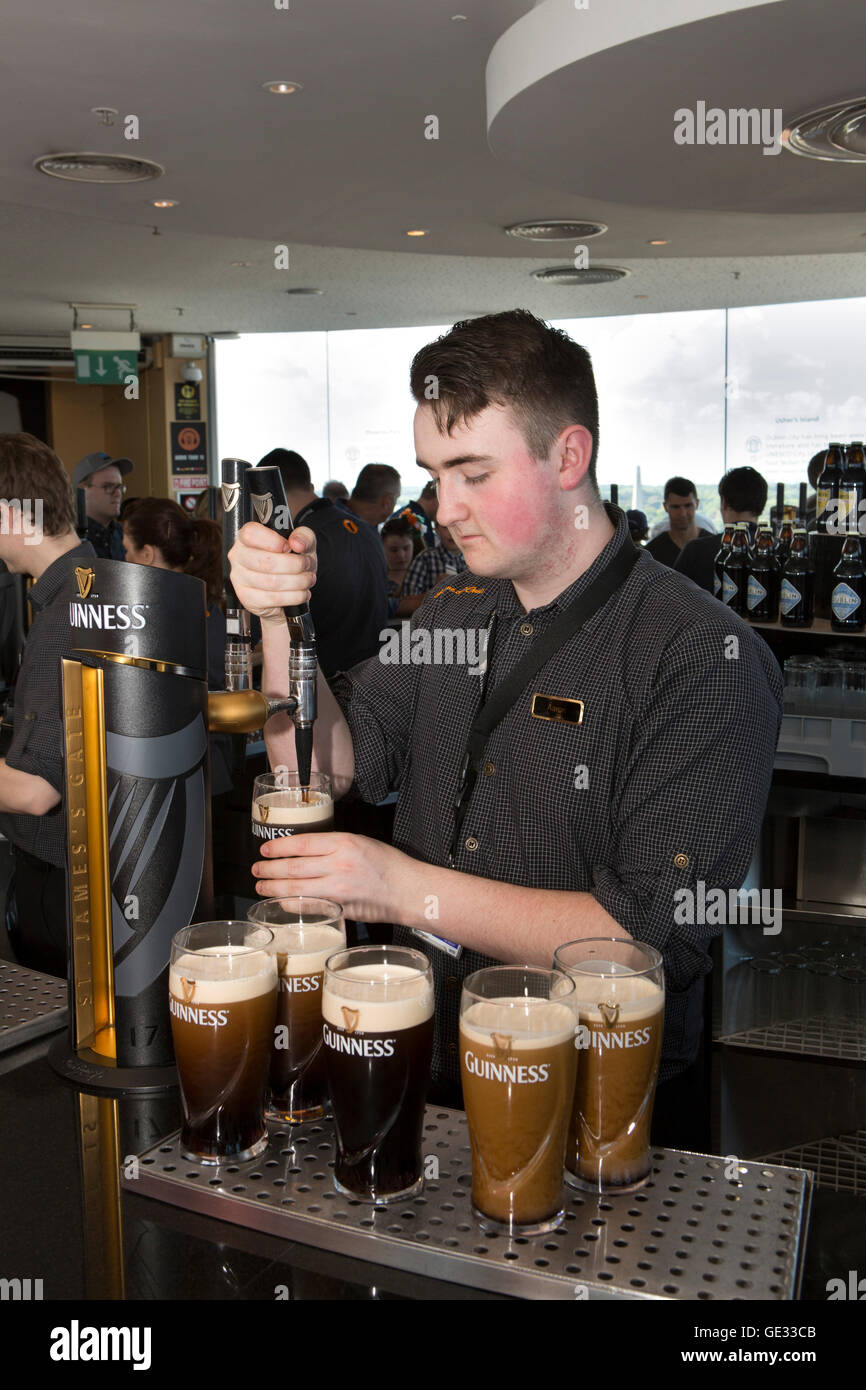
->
252;832;417;924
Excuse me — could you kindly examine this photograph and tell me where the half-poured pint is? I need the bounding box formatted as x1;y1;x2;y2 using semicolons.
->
323;946;433;1203
460;966;578;1235
170;922;277;1164
554;939;664;1194
251;771;334;843
247;897;345;1123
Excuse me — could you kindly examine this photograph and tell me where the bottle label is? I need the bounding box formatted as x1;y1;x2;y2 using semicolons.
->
746;576;768;610
713;572;721;598
780;579;802;616
831;582;861;623
722;573;738;605
837;492;853;525
817;486;831;519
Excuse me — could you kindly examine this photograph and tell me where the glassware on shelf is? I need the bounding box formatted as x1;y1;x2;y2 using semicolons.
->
783;656;817;714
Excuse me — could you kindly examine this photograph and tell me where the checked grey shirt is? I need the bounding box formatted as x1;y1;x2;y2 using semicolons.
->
1;541;96;868
331;506;783;1089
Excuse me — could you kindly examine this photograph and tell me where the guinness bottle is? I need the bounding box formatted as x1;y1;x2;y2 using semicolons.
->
830;537;866;632
721;523;750;615
780;529;815;628
747;526;780;622
839;443;866;537
713;525;734;601
777;519;794;568
817;444;844;535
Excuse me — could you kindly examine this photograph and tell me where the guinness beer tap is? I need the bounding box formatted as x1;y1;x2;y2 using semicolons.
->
245;465;317;788
220;457;253;693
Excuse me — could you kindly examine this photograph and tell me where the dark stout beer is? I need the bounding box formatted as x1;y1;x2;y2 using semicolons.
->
460;997;577;1232
251;790;335;841
566;972;664;1191
170;941;277;1163
323;952;433;1203
266;920;345;1122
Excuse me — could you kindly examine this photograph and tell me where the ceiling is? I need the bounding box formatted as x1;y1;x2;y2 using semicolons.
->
0;0;864;336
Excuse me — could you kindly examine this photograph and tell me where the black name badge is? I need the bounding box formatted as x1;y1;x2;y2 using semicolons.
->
531;692;584;725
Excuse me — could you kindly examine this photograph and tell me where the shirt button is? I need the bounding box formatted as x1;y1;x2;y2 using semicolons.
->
483;761;495;777
520;622;534;637
448;1042;458;1054
447;976;459;990
464;836;479;852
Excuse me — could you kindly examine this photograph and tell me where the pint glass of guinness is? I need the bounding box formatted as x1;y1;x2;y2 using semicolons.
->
322;945;433;1203
554;939;665;1194
170;922;277;1164
247;897;346;1124
251;771;334;844
460;966;578;1235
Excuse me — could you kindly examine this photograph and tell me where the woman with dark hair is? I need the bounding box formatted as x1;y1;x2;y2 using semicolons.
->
121;498;232;793
381;511;425;614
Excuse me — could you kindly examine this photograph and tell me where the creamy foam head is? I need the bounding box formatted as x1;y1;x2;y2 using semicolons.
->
253;791;332;826
567;969;663;1024
170;945;277;1003
322;963;433;1032
269;923;346;975
460;997;576;1051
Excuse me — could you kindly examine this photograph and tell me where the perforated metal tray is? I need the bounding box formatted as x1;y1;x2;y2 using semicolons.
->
0;959;67;1053
125;1107;811;1301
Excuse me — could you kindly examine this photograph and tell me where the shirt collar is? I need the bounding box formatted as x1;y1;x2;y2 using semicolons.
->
29;540;97;612
489;503;633;619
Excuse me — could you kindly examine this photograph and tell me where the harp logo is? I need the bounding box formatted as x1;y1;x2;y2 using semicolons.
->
74;566;95;599
251;493;274;525
221;481;241;513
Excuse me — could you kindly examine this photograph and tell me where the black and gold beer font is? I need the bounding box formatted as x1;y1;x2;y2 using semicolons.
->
244;463;318;788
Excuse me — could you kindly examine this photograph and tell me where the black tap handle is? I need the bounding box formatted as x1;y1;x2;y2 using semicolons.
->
220;457;250;608
245;466;309;619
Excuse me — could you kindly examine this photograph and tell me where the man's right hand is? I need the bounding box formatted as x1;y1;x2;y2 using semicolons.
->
228;521;317;621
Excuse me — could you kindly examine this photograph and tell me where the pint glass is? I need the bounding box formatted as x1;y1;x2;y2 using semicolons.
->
322;945;434;1203
554;939;664;1194
459;966;579;1236
251;770;334;843
169;921;277;1163
247;897;346;1124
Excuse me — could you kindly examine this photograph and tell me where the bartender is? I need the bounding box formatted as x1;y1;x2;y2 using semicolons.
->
0;432;96;975
228;310;783;1143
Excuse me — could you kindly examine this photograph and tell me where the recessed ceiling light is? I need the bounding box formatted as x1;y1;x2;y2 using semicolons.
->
262;80;303;95
285;287;323;295
406;229;428;237
648;239;668;246
451;13;468;20
153;199;178;208
506;220;608;241
783;98;866;161
80;323;92;329
634;294;649;300
231;261;250;267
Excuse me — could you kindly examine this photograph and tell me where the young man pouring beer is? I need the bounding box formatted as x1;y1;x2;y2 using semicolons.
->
228;311;783;1145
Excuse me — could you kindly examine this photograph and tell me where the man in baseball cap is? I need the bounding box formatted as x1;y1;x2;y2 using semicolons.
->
73;451;133;560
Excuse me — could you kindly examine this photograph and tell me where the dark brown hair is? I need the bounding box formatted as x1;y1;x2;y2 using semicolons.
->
0;432;76;536
381;513;425;556
409;310;600;485
123;498;222;605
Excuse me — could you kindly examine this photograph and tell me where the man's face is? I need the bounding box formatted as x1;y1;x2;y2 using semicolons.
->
413;401;566;581
664;492;697;531
84;465;123;524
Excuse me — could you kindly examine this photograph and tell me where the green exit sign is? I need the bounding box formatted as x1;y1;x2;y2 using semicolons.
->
74;350;138;385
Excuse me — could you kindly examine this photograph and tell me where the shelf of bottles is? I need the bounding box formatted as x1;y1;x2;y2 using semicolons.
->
715;443;866;634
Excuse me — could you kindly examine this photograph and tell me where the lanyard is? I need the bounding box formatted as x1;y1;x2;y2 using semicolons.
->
448;538;640;865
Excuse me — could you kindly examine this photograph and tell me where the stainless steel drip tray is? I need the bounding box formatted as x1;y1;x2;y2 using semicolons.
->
0;959;67;1053
125;1108;812;1301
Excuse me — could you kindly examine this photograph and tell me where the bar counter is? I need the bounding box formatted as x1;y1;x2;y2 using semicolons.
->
1;1039;863;1302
